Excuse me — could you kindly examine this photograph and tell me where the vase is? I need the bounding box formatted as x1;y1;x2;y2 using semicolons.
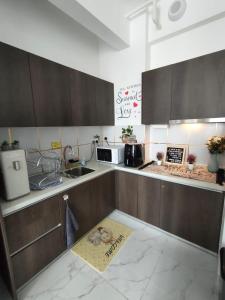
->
217;153;225;169
188;163;194;171
208;153;219;173
157;160;162;166
122;135;129;144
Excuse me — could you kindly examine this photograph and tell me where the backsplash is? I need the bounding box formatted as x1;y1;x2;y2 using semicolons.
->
0;126;102;161
148;123;225;165
0;123;225;166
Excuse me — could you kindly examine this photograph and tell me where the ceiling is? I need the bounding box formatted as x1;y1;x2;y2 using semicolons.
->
120;0;148;15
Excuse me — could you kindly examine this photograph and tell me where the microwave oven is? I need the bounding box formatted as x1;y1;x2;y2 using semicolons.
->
96;145;124;164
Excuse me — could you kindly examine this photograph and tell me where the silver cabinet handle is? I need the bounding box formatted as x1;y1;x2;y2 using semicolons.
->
13;161;21;171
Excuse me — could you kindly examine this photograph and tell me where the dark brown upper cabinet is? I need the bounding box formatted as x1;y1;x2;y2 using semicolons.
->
0;42;35;127
142;65;172;124
95;78;114;125
70;70;114;126
29;54;72;126
171;50;225;120
70;71;96;126
0;42;114;127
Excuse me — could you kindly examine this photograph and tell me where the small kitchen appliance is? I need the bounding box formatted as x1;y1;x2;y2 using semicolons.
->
0;150;30;200
124;143;145;167
217;168;225;186
96;145;124;164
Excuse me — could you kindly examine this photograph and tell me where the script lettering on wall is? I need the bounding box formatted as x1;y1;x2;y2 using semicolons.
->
115;83;141;125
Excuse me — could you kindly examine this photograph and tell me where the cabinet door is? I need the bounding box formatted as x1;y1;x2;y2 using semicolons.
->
68;180;96;239
171;50;225;120
95;78;114;125
5;194;62;255
70;70;96;125
0;42;35;127
70;71;114;126
142;66;172;124
0;209;16;299
115;171;138;217
29;54;71;126
138;176;161;227
68;173;116;240
12;226;65;288
91;172;115;223
160;181;224;252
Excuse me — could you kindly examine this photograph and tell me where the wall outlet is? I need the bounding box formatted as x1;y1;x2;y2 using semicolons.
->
51;141;62;149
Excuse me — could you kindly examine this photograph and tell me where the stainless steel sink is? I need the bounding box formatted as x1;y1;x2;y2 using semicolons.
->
63;166;95;178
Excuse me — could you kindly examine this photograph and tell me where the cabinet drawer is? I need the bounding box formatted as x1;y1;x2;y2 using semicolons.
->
5;194;62;254
12;226;65;288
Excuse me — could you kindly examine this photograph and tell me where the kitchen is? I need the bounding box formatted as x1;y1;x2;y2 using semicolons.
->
0;0;225;299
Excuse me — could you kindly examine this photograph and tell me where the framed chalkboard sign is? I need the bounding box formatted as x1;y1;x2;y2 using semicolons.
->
165;145;187;165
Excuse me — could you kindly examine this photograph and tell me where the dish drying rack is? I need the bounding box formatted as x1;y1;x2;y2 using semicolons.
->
26;149;63;190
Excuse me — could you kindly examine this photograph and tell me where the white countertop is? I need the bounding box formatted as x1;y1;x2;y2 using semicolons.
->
0;161;224;217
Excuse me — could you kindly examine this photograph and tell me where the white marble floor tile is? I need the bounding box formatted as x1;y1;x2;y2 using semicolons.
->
18;211;220;300
101;227;162;299
55;265;127;300
18;252;85;300
142;252;219;300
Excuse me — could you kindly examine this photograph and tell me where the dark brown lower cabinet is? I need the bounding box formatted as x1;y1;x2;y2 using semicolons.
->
160;181;224;252
0;209;17;299
5;194;63;255
91;172;115;223
137;176;161;227
2;173;115;291
115;171;138;218
68;172;115;240
4;193;66;290
115;171;224;252
68;179;97;239
12;227;65;288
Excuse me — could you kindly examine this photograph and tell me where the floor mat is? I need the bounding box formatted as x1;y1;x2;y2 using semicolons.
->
72;217;133;272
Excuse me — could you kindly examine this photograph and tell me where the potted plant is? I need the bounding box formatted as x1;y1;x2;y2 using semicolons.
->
206;136;225;172
121;126;134;143
156;152;164;165
12;140;20;150
1;140;10;151
187;154;196;171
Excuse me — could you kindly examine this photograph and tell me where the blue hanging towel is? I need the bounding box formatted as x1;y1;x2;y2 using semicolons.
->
65;201;79;248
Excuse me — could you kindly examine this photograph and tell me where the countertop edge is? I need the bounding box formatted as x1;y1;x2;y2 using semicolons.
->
1;161;224;217
115;166;225;193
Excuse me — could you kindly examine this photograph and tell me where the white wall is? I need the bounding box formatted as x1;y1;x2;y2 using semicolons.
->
76;0;130;46
0;126;102;175
0;0;100;76
149;0;225;44
148;123;225;164
99;15;146;86
150;16;225;69
0;0;101;161
99;0;225;152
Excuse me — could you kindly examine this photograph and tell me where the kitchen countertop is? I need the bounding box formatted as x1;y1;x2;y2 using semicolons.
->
0;161;224;217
